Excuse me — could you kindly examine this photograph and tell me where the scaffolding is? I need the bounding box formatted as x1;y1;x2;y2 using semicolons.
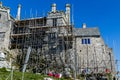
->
10;16;73;74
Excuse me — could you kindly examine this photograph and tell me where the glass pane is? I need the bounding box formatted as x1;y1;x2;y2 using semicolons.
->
82;39;84;44
88;39;90;44
85;39;87;44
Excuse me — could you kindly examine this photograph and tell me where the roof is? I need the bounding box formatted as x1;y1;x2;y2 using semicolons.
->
0;6;9;10
48;10;65;14
73;27;100;37
19;17;46;22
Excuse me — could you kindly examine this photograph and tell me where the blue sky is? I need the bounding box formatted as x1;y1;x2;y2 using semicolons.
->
1;0;120;68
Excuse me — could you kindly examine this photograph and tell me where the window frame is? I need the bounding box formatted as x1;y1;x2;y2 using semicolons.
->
81;38;91;44
53;18;57;27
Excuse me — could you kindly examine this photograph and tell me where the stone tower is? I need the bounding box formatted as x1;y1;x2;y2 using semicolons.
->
46;3;71;33
0;2;12;51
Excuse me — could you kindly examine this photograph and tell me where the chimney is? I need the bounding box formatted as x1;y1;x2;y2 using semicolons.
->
65;4;70;25
82;23;86;28
0;2;2;7
16;4;21;20
51;3;56;12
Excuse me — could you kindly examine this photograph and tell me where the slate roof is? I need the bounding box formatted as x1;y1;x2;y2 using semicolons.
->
0;6;9;10
73;27;100;37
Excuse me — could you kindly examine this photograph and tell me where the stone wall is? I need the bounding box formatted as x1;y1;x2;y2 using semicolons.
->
46;11;68;34
0;5;12;51
75;36;115;73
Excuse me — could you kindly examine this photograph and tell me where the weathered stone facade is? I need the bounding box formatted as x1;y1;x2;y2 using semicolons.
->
0;2;116;75
0;2;13;51
74;27;115;73
0;2;14;69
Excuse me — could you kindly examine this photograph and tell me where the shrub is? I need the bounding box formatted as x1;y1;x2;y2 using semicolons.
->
0;67;8;72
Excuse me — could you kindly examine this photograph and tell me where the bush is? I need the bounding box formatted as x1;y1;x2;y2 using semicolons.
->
0;67;8;72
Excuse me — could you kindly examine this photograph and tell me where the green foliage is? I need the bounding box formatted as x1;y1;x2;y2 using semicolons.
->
0;68;68;80
0;67;8;72
106;73;112;80
0;68;10;80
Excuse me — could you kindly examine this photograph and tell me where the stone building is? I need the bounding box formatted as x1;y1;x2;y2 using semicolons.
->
74;24;115;74
0;2;115;75
0;2;14;68
0;2;13;51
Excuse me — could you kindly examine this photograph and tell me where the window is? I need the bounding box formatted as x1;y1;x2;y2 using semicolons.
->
85;39;87;44
0;14;1;19
81;38;91;44
88;39;90;44
82;39;84;44
53;18;57;26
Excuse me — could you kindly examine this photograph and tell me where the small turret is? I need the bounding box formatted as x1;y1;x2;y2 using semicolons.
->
82;23;86;28
0;2;2;7
65;4;70;25
51;3;56;12
16;4;21;20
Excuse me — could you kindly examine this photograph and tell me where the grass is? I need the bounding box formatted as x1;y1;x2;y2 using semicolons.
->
0;68;113;80
0;68;70;80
